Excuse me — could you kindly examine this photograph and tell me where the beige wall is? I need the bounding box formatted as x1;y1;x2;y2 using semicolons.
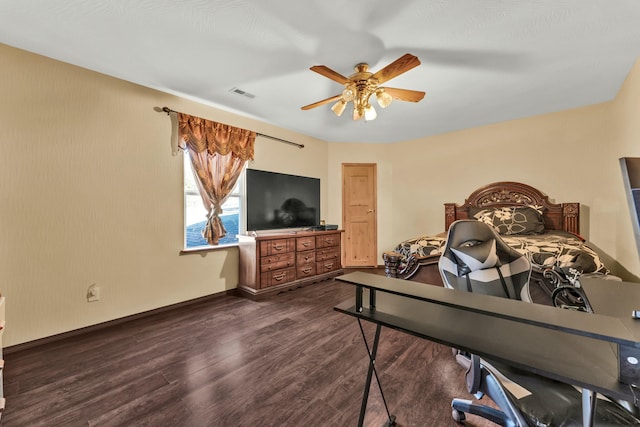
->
0;44;327;346
3;41;640;347
608;59;640;277
329;59;640;281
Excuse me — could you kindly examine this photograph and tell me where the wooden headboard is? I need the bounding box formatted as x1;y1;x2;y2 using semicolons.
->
444;181;580;235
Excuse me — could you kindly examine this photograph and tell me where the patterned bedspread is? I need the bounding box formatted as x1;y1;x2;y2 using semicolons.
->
393;230;608;275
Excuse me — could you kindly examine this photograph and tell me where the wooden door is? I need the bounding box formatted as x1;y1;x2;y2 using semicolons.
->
342;163;377;267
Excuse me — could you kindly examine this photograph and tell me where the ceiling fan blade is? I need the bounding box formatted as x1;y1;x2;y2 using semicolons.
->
372;53;421;84
309;65;350;85
383;87;425;102
301;94;343;110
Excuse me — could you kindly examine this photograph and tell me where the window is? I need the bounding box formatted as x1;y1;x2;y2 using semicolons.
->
621;157;640;257
184;155;244;248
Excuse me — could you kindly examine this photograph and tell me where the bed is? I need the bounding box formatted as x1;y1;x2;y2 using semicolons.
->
383;181;612;296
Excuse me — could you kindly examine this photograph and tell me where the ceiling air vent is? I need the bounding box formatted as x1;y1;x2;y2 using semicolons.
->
229;87;255;99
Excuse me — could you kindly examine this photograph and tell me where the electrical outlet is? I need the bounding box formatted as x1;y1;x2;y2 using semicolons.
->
87;284;101;302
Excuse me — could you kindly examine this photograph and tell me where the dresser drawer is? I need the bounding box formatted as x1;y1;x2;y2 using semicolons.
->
260;252;295;272
296;236;315;251
317;259;340;274
260;267;296;288
316;247;340;262
296;250;316;266
259;238;295;256
316;233;340;249
296;263;317;279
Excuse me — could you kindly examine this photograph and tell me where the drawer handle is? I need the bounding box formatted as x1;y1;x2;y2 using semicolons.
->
324;239;333;244
302;267;312;274
274;272;287;281
325;262;334;269
272;244;285;251
302;242;311;247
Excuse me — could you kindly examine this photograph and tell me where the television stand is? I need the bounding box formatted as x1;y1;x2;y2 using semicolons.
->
237;229;343;300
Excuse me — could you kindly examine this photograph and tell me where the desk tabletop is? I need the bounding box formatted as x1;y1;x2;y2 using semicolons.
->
334;272;640;403
581;277;640;319
336;272;638;346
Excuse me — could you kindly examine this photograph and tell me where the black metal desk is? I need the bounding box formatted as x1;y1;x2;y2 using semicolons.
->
334;272;640;427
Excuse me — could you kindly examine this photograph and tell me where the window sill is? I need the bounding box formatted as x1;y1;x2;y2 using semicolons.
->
180;242;238;255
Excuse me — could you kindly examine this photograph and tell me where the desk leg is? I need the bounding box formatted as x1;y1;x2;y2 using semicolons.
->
582;388;596;427
357;320;396;427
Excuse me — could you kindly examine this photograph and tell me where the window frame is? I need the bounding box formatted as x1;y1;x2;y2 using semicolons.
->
182;155;246;251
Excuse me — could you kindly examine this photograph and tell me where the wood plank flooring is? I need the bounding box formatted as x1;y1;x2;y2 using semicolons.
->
3;274;497;426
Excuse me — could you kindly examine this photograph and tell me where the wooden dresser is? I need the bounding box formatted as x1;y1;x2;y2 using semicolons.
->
238;230;343;299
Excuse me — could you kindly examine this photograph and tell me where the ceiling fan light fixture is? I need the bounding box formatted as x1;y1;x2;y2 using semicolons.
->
376;89;393;108
353;107;363;121
331;100;347;117
364;104;377;121
342;87;355;102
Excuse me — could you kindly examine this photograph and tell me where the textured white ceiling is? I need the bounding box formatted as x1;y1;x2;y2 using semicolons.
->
1;0;639;143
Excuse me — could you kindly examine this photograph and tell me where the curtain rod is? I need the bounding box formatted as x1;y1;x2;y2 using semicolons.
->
161;106;304;149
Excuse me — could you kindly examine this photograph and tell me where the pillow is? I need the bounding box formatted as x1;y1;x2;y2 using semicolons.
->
469;205;545;235
451;239;498;273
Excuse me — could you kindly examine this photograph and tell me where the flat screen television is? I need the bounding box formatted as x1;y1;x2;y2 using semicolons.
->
246;169;320;232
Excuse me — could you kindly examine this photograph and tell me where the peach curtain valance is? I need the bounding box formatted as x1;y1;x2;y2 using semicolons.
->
177;113;255;161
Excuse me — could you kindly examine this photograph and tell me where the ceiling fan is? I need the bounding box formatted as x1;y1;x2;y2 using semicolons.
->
301;53;425;121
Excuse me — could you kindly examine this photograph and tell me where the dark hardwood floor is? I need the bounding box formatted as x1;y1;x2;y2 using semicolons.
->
3;270;497;426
